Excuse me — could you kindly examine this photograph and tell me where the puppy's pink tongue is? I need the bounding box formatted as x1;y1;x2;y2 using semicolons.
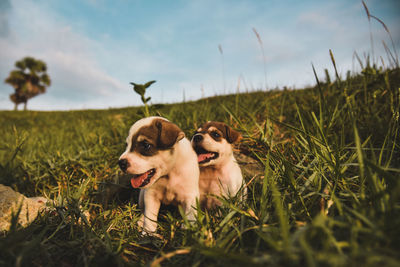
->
130;172;148;188
198;153;213;163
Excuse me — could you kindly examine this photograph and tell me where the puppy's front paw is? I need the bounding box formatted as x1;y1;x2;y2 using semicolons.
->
140;230;163;240
140;230;149;236
181;218;197;230
137;214;144;229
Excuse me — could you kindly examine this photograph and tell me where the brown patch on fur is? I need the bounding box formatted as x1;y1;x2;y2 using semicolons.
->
130;119;185;153
197;121;242;144
155;119;185;149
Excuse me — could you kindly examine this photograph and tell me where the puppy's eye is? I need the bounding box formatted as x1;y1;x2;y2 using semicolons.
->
211;131;221;138
141;141;152;151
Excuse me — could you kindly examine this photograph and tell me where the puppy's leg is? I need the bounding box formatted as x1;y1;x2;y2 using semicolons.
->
137;190;145;229
183;198;197;223
142;192;161;234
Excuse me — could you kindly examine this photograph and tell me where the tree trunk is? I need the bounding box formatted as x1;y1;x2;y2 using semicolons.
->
14;103;18;111
23;102;27;111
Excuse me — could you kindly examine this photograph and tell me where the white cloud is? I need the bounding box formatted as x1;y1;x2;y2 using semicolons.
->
1;0;398;110
0;0;128;110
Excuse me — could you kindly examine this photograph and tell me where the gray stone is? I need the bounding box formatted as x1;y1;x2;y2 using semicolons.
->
0;184;47;231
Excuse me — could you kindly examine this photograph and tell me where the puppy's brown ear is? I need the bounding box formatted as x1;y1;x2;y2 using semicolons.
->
156;120;185;149
225;125;242;144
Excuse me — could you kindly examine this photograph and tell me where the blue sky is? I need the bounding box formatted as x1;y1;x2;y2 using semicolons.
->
1;0;399;110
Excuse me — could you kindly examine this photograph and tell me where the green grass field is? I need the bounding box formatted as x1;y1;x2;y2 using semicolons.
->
0;64;399;266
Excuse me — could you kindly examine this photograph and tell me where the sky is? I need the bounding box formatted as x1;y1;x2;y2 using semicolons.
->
0;0;399;111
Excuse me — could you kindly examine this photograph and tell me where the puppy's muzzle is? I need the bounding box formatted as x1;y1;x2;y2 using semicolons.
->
118;159;129;172
192;134;203;143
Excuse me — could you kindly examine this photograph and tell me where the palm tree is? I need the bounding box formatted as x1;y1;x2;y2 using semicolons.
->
5;57;51;110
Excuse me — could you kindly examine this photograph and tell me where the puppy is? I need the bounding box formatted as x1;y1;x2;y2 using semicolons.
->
118;116;199;234
191;121;246;209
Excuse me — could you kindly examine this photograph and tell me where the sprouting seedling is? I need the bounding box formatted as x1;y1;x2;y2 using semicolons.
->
130;80;156;117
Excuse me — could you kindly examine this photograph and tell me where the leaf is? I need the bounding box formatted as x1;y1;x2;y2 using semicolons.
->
130;82;147;96
144;80;156;88
134;86;145;96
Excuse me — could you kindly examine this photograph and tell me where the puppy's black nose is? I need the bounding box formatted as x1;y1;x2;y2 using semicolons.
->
118;159;129;172
192;134;203;143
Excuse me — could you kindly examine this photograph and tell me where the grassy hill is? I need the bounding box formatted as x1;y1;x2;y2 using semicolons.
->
0;66;399;266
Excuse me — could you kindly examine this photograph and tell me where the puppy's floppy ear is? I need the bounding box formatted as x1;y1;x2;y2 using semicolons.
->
155;120;185;149
224;125;242;144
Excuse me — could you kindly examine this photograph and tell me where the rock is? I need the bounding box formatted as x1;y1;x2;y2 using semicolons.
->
0;184;47;232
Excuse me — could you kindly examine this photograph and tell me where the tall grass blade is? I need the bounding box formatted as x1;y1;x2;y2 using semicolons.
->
311;63;325;123
252;27;268;89
362;0;375;64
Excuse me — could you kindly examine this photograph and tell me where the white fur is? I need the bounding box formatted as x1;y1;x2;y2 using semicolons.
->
192;125;246;209
119;117;199;234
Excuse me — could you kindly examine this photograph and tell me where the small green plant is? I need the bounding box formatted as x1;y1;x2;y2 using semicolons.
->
130;80;156;117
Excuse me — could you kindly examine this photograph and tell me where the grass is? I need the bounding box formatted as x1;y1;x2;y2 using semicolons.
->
0;62;399;266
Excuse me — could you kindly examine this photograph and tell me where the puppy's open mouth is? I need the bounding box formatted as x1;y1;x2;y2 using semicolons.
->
130;168;156;188
195;147;219;164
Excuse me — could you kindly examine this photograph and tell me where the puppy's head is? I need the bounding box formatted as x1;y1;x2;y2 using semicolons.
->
191;121;241;167
119;116;185;189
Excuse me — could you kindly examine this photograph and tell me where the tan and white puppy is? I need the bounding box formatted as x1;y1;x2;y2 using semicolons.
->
119;116;199;234
191;121;246;209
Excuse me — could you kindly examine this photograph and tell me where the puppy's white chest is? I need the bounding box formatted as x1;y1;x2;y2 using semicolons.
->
199;168;230;194
153;177;187;205
199;161;243;209
163;187;179;204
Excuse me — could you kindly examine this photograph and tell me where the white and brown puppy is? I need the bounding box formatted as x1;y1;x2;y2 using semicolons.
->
191;121;246;209
118;116;199;234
